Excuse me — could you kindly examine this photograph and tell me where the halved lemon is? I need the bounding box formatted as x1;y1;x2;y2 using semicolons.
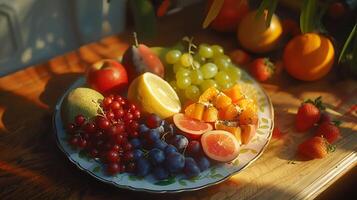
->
128;72;181;119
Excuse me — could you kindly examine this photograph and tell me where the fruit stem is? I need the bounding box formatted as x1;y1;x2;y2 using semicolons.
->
92;100;106;119
182;36;197;69
133;32;139;47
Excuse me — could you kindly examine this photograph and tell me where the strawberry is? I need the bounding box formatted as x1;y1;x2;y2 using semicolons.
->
298;136;335;159
315;121;341;143
319;112;332;123
249;58;274;81
272;127;284;139
295;96;325;132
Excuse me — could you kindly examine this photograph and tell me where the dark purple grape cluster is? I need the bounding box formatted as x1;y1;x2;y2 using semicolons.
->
131;113;211;180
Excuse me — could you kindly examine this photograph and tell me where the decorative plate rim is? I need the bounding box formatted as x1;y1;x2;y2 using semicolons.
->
53;76;274;193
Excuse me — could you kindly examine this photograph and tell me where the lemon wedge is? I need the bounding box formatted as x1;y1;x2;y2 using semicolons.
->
128;72;181;119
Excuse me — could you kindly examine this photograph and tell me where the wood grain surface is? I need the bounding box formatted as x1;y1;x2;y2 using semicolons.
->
0;4;356;200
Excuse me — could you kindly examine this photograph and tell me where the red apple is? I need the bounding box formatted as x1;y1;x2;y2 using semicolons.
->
208;0;250;32
87;59;128;95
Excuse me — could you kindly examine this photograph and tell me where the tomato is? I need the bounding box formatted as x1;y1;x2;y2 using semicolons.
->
237;10;283;53
208;0;249;32
87;59;128;94
328;2;346;19
229;49;251;66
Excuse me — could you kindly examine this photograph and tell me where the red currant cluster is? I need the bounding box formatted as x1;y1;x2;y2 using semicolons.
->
66;95;141;175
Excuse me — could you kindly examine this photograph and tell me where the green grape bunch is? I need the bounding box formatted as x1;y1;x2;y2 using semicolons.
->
165;37;242;102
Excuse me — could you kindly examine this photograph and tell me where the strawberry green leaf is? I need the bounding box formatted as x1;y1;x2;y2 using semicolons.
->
332;120;342;127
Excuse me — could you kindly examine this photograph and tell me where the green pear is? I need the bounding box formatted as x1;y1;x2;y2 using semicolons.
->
61;87;104;124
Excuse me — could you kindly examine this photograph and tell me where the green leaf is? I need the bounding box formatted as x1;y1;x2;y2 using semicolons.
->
188;175;201;182
258;98;266;104
240;148;257;154
239;149;249;154
256;0;270;19
154;177;176;186
128;175;143;181
339;24;357;63
202;0;224;28
78;150;88;159
300;0;317;33
259;125;269;129
130;0;157;39
266;0;279;28
178;179;187;186
261;117;269;124
250;149;258;154
260;105;265;112
233;159;240;166
92;166;101;173
256;0;279;27
210;167;217;175
210;174;224;179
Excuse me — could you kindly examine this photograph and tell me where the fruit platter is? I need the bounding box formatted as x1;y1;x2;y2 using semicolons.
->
53;38;274;193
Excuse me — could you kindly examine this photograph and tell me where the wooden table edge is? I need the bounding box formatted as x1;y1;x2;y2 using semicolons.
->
298;152;357;200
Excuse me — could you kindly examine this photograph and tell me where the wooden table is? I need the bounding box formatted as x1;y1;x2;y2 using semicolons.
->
0;4;356;200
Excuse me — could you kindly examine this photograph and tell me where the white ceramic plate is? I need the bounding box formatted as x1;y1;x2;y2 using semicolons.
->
53;71;274;193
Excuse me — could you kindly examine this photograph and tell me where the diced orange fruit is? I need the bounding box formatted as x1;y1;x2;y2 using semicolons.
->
199;87;219;103
214;93;232;109
223;84;245;103
241;124;256;144
236;98;254;110
185;103;196;119
202;106;218;122
238;105;258;125
220;104;241;120
183;100;195;110
215;121;242;144
193;103;205;120
185;103;205;121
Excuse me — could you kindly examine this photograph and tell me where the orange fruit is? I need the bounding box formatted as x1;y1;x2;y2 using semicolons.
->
199;87;219;103
173;113;213;140
215;121;242;143
185;103;205;121
238;105;258;125
202;106;218;122
214;93;232;109
283;33;335;81
240;124;256;144
201;130;240;162
237;10;282;53
219;104;241;120
223;84;244;103
236;98;254;110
